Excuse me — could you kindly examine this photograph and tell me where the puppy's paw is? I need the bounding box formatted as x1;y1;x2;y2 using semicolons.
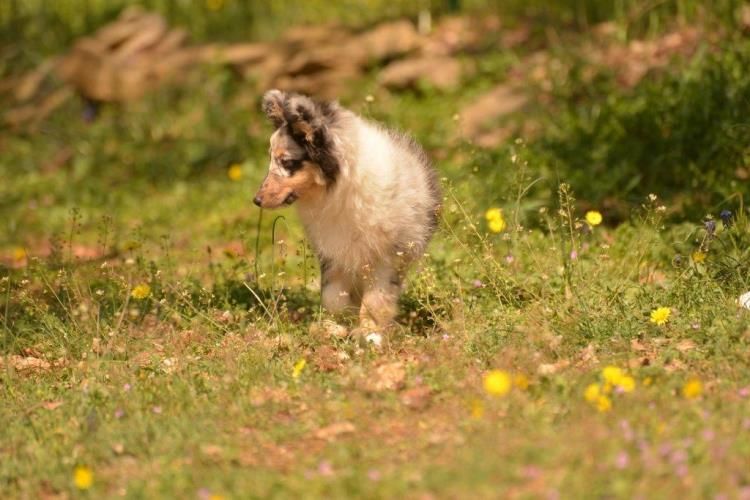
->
350;325;386;349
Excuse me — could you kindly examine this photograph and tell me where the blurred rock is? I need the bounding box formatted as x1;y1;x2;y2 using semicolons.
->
5;5;708;130
379;55;463;91
473;127;514;149
740;5;750;32
584;27;702;88
203;42;272;66
500;25;531;49
422;15;501;56
357;19;421;62
459;84;527;142
282;24;351;47
230;20;421;98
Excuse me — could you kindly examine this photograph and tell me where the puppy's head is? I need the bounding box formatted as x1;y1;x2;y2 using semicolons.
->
253;89;339;209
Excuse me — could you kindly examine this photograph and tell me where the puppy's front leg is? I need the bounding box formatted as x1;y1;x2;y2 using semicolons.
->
359;262;401;330
320;262;355;314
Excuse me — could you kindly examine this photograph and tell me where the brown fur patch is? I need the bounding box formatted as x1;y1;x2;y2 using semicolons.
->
290;120;315;143
254;162;325;208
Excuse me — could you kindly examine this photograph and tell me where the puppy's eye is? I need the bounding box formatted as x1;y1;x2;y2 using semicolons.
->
281;159;303;173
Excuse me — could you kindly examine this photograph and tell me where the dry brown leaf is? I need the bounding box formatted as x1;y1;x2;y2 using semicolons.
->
640;269;667;285
314;421;356;441
309;320;348;340
675;339;697;352
42;401;63;411
630;338;648;351
537;359;570;376
577;344;599;367
0;355;51;373
663;358;687;373
365;362;406;392
200;444;224;460
400;386;432;410
628;357;651;369
312;346;340;372
249;386;290;407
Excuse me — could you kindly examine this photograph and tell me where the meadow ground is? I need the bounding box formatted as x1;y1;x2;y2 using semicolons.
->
3;2;750;498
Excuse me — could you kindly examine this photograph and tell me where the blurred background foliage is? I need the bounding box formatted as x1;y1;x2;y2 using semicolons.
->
1;0;749;253
1;0;743;50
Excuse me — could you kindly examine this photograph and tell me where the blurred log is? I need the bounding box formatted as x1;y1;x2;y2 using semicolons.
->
56;8;190;103
355;19;421;63
5;87;73;127
3;8;514;125
378;55;464;91
233;19;421;98
14;58;58;102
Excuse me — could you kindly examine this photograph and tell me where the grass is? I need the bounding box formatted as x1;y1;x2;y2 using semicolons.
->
3;2;750;498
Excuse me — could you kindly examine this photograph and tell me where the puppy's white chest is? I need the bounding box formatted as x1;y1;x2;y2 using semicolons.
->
303;209;370;270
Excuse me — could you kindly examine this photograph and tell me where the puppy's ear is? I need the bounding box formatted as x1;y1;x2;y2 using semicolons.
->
283;94;330;146
283;95;341;183
262;89;286;128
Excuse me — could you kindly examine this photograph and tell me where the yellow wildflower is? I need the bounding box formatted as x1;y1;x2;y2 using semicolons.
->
209;495;225;500
692;251;706;263
682;378;702;399
617;375;636;393
485;208;502;221
488;218;506;233
73;465;93;490
12;247;26;262
650;306;671;326
513;373;529;390
227;163;243;181
585;210;603;226
483;370;511;396
485;208;506;233
292;358;306;379
602;366;625;386
130;284;151;300
596;395;612;412
584;383;601;403
643;376;653;387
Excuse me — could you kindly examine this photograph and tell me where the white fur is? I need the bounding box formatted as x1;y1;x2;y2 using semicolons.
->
260;92;439;328
296;116;436;275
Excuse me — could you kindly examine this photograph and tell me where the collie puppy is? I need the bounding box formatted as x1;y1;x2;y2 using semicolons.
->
254;89;440;331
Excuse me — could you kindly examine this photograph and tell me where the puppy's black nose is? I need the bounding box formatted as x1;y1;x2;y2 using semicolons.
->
253;196;262;207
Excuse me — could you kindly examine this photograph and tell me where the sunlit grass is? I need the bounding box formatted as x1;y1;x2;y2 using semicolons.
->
2;2;750;497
